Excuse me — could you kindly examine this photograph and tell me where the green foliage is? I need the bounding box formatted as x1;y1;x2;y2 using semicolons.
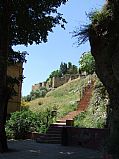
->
46;61;78;82
8;48;28;65
28;75;95;119
79;52;95;75
6;109;54;139
5;48;28;103
31;87;48;99
60;62;68;75
67;62;78;74
88;6;111;25
24;87;48;101
6;110;37;139
23;94;32;102
0;0;68;46
71;65;78;74
72;25;90;45
46;70;62;82
49;70;62;78
73;6;112;45
20;100;30;111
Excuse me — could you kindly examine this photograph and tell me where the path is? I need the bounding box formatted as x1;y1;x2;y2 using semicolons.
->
58;83;94;122
0;139;103;159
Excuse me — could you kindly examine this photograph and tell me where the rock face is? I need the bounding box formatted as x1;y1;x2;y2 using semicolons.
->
89;2;119;157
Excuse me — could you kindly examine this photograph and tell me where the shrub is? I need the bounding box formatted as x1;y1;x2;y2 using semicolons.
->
79;52;95;75
20;100;29;110
6;109;54;139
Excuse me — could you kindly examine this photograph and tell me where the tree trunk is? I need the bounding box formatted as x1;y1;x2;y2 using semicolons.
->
0;37;9;153
0;0;10;153
89;29;119;158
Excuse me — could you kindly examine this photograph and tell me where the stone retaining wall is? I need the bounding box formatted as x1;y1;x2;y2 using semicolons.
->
62;127;108;149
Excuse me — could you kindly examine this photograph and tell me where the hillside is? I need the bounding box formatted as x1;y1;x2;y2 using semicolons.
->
28;74;107;128
29;75;91;118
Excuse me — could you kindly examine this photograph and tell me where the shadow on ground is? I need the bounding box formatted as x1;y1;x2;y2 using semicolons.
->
0;139;103;159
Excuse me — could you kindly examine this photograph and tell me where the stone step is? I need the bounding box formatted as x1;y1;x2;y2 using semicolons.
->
56;120;66;123
48;126;64;131
50;123;66;126
40;136;61;140
47;130;62;134
36;123;64;144
44;134;61;137
36;132;62;144
36;84;94;144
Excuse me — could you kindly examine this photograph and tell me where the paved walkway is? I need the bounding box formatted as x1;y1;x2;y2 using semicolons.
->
0;139;103;159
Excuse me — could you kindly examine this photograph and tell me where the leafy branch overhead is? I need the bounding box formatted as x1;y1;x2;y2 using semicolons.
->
0;0;68;46
79;52;95;75
8;48;28;64
73;3;118;46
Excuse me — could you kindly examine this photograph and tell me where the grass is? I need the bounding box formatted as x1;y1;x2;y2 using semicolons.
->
28;75;95;120
22;73;107;129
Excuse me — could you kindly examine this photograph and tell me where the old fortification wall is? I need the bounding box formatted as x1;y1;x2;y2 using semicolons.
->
32;82;47;91
32;74;80;91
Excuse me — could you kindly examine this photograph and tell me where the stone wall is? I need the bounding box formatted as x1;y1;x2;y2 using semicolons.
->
32;82;47;91
52;75;71;88
32;83;42;91
7;63;23;114
32;74;80;91
62;127;108;149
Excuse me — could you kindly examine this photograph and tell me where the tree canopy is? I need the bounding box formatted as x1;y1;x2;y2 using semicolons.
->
79;52;95;75
47;62;78;80
0;0;68;47
60;62;78;75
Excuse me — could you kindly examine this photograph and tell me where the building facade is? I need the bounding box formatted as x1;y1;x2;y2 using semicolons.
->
7;63;23;114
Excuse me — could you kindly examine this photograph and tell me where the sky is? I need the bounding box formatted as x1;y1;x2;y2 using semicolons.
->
13;0;105;96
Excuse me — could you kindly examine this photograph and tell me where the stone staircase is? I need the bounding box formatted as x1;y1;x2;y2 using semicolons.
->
58;85;93;123
36;123;66;144
36;83;94;144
